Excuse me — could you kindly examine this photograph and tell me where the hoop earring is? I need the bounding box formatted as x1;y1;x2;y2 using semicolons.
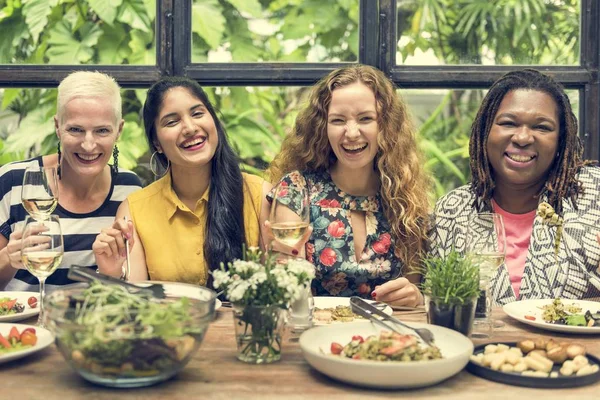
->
112;145;119;175
57;141;62;179
150;151;170;177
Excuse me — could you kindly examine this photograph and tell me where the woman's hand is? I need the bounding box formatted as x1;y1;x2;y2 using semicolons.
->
6;230;25;270
92;219;134;277
372;277;423;308
263;220;313;258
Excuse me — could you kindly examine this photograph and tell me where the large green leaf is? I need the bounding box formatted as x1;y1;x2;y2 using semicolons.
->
117;113;148;170
117;0;151;32
143;0;155;21
47;21;103;64
225;0;262;17
22;0;53;44
192;0;225;49
88;0;123;25
1;88;21;110
4;105;55;153
128;29;156;64
0;12;28;64
98;23;131;64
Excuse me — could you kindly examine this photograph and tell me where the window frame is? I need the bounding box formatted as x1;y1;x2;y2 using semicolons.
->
0;0;597;158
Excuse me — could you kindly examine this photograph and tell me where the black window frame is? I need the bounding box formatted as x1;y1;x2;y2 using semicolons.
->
0;0;597;159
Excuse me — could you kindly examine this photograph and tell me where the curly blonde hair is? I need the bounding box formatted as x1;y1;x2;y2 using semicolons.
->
268;65;431;270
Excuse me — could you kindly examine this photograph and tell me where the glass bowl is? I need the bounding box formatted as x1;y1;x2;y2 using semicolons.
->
44;281;216;388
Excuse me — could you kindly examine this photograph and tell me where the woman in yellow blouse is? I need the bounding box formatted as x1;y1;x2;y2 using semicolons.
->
92;77;271;286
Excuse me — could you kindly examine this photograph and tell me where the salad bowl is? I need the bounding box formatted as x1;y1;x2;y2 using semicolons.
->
44;281;217;388
299;320;473;389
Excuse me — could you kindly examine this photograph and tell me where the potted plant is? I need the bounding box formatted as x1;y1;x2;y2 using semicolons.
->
417;250;480;337
212;248;315;364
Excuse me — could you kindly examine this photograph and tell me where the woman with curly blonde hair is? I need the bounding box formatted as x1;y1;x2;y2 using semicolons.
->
267;65;430;307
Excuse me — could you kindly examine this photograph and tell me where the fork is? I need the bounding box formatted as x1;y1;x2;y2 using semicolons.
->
350;296;435;346
68;265;166;299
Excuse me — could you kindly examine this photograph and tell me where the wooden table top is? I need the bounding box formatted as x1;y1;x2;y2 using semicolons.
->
2;306;600;400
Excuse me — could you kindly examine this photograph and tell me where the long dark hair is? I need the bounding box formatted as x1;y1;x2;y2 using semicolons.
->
469;68;586;213
143;77;246;286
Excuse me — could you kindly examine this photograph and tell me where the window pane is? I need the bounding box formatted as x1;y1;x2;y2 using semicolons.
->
191;0;359;63
397;0;580;65
405;88;580;199
0;1;156;65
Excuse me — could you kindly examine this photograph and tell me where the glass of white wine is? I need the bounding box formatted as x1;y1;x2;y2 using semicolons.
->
269;182;310;250
466;212;506;338
21;166;59;220
21;215;64;327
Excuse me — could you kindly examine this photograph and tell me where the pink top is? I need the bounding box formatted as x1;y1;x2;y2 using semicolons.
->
491;199;536;298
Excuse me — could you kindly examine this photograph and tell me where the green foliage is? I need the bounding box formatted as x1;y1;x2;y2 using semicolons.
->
416;250;480;305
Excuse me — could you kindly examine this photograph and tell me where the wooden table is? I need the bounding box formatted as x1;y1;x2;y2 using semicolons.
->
2;307;600;400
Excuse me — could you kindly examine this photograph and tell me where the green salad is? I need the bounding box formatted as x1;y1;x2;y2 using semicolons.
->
0;298;25;316
50;282;207;378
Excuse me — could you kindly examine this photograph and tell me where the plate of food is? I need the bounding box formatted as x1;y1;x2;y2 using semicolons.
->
313;297;392;325
0;292;40;322
0;323;54;364
503;298;600;334
299;320;473;388
467;338;600;388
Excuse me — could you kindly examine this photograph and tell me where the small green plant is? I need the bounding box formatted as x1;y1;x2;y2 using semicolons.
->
417;250;480;305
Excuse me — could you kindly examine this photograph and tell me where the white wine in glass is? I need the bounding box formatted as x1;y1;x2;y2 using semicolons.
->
270;182;310;251
466;213;507;337
21;215;64;327
21;166;59;219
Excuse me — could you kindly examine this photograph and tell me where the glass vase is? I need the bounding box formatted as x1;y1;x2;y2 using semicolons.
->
233;304;287;364
425;295;478;337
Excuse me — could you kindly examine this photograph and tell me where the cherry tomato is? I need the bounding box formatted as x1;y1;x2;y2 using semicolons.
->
28;297;38;308
330;342;343;355
524;315;536;321
351;335;364;343
20;332;37;346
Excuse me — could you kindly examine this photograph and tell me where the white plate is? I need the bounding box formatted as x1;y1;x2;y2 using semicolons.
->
0;292;40;322
143;281;221;310
300;320;473;389
503;299;600;334
0;323;54;364
313;297;392;325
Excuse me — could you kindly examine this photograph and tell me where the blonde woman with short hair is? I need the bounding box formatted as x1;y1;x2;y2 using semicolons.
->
0;71;142;291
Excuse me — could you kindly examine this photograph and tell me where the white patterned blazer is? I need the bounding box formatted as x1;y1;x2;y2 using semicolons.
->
429;166;600;305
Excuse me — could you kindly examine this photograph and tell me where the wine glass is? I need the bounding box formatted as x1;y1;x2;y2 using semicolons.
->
465;213;506;338
21;166;59;220
21;215;64;327
269;182;310;251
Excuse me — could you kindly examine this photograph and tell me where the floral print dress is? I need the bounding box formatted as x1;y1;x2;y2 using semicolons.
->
272;170;402;298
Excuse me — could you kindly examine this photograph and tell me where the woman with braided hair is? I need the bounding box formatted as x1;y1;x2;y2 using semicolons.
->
430;69;600;304
0;71;142;291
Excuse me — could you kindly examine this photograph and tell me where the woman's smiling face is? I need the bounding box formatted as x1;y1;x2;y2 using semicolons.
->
327;82;379;174
154;87;219;169
486;89;560;189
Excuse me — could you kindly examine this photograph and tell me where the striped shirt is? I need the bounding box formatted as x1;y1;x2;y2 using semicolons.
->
0;156;142;292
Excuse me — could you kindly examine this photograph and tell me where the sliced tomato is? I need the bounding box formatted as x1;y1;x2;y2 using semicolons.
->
0;333;11;349
351;335;364;343
20;332;37;346
21;328;36;336
27;297;38;308
330;342;343;355
8;326;20;343
524;315;536;321
0;299;17;310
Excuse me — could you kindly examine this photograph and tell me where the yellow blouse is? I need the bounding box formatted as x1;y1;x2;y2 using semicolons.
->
128;172;264;285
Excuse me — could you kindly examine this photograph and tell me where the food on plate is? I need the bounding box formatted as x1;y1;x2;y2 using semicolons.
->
48;281;207;379
0;326;38;354
314;305;365;323
27;297;38;308
0;298;26;316
536;202;563;256
330;331;442;362
470;338;598;378
540;298;599;327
